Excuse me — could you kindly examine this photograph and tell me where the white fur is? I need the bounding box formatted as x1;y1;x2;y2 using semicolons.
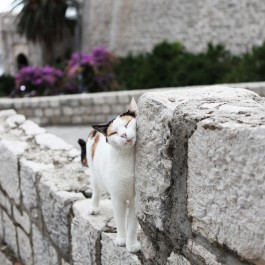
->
87;101;141;253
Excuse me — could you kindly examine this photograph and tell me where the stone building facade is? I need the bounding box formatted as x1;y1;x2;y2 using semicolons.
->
0;12;73;76
82;0;265;56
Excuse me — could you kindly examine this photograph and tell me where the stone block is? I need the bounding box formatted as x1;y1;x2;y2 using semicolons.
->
20;159;54;217
0;190;12;216
49;99;60;108
44;108;54;117
62;106;73;116
71;199;113;265
17;227;33;265
6;114;26;128
35;133;72;150
101;233;141;265
20;120;46;136
0;109;16;118
188;119;265;264
39;178;84;259
13;207;31;234
2;212;18;256
135;86;265;264
0;140;20;204
34;109;43;117
167;252;191;265
32;224;59;265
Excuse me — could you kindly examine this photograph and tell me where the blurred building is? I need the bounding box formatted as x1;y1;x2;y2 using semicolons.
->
82;0;265;56
0;12;73;76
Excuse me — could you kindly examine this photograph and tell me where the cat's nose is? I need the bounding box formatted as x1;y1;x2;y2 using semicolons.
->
121;133;127;139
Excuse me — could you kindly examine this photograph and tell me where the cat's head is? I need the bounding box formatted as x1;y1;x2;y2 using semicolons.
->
92;98;138;151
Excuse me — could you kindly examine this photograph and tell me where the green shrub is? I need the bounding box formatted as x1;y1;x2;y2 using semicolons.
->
0;75;15;97
114;41;265;90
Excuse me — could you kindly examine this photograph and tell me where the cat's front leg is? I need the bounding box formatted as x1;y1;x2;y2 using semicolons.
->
112;198;127;246
89;178;100;215
126;199;141;253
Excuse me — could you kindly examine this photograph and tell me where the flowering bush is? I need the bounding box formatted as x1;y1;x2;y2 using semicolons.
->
16;66;63;96
66;47;119;93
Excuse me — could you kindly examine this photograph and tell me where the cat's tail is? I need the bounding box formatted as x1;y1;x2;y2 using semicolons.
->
78;138;88;167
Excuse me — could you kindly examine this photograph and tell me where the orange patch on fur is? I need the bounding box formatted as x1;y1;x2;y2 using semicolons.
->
106;122;114;137
91;134;100;160
87;129;97;141
121;115;133;123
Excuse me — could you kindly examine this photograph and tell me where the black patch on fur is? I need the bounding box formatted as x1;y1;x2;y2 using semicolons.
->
92;129;97;138
78;138;87;166
120;110;136;118
93;119;114;136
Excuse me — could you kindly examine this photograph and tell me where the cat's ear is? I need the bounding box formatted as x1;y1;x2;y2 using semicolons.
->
128;98;138;116
92;124;108;136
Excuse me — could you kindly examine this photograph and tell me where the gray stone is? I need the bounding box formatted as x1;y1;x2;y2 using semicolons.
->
20;120;46;136
5;114;26;128
34;109;43;117
13;207;31;234
0;190;12;216
17;227;33;265
0;140;20;204
35;133;72;150
2;212;18;256
62;106;73;116
101;233;141;265
167;252;191;265
135;86;265;264
39;178;84;259
0;250;12;265
32;224;59;265
71;199;113;265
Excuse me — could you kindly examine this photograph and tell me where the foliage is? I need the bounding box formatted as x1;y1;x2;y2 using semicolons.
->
0;75;15;97
16;66;63;96
114;41;265;90
14;0;74;64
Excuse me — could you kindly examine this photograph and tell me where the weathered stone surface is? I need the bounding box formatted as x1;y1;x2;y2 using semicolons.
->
32;224;59;265
0;140;20;204
1;139;28;156
0;190;12;216
101;233;141;265
6;114;26;128
39;177;84;259
35;133;72;150
13;207;31;234
71;199;113;265
0;109;16;118
167;252;191;265
136;86;265;264
188;119;265;264
0;250;12;265
20;159;54;216
17;227;33;265
20;120;46;136
2;212;18;256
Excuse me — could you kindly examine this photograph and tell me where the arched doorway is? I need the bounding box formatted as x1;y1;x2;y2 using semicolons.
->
17;53;29;70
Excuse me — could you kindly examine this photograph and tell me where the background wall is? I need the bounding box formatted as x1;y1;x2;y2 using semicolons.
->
82;0;265;56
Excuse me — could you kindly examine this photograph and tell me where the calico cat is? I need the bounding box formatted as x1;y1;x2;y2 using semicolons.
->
78;98;141;253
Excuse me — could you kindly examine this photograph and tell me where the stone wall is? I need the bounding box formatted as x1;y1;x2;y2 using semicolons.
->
82;0;265;56
0;82;265;126
136;86;265;265
0;85;265;265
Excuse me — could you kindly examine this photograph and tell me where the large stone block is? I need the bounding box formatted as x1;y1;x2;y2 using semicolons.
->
39;177;84;259
17;227;33;265
2;212;18;256
136;86;265;264
71;199;113;265
32;224;59;265
101;233;141;265
188;119;265;264
0;140;21;204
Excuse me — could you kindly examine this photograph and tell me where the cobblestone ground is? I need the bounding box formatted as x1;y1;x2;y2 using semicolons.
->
45;126;91;149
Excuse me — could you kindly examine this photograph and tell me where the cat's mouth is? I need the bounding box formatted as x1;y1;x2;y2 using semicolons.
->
126;138;135;146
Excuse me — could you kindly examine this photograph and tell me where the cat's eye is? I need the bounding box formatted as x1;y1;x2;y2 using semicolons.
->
109;132;117;136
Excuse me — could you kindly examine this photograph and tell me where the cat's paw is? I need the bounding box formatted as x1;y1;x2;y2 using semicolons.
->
89;207;100;215
126;241;141;253
114;237;126;247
